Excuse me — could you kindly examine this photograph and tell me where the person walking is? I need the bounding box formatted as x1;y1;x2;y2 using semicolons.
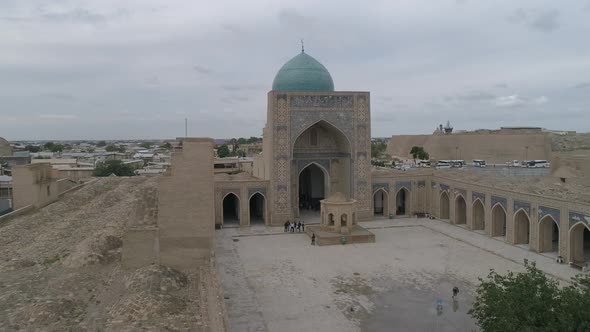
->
284;221;289;232
311;233;316;245
297;221;301;232
452;286;459;299
301;220;305;232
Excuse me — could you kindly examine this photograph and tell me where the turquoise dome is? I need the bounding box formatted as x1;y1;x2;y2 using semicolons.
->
272;52;334;91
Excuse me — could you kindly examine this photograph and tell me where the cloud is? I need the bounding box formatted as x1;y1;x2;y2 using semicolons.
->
573;82;590;89
495;95;527;108
507;8;560;32
454;90;496;102
494;95;548;108
534;96;548;105
494;83;509;88
39;114;78;119
220;84;263;91
193;66;212;75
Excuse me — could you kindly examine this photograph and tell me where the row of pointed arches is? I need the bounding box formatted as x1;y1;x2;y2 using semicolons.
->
221;192;266;226
439;191;565;257
372;187;410;217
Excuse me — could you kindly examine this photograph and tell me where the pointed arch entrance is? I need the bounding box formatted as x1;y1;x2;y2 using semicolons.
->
491;204;507;238
298;163;328;214
472;199;485;231
569;223;590;265
293;120;351;217
249;192;265;225
514;210;531;245
396;188;409;216
455;195;467;225
222;193;240;226
373;189;388;217
440;192;450;220
538;215;559;253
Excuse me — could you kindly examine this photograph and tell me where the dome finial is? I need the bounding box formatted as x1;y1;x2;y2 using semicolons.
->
301;38;304;53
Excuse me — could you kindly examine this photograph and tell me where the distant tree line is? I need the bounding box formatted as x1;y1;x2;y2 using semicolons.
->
94;160;135;177
216;137;261;158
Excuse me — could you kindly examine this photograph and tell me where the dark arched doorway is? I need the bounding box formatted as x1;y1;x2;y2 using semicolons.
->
514;210;530;245
491;204;506;239
249;193;265;225
396;188;409;216
373;189;388;217
223;193;240;226
472;199;485;231
440;192;450;220
538;216;559;253
569;223;590;266
455;195;467;225
298;163;327;214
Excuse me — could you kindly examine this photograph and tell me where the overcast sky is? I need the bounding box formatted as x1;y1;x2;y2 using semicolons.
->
1;0;590;140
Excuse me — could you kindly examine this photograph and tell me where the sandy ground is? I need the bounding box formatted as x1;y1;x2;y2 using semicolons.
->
0;177;219;331
216;218;579;332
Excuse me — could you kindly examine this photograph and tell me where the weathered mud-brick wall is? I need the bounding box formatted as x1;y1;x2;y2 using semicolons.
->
158;138;216;270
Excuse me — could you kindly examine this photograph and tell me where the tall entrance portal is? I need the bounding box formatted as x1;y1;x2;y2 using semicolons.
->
293;120;351;218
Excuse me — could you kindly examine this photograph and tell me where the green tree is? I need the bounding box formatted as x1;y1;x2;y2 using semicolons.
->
161;142;172;150
93;160;136;177
469;261;590;331
217;144;230;158
105;144;126;153
139;142;153;149
105;144;117;152
96;140;107;147
410;146;429;160
25;145;41;153
43;142;55;151
371;140;387;159
49;144;64;152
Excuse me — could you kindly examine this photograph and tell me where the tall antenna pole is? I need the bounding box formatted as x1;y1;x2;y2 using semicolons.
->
301;39;304;53
185;118;188;137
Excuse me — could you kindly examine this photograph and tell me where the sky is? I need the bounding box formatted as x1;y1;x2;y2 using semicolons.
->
1;0;590;140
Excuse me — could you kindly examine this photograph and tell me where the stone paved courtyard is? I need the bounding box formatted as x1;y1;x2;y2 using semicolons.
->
216;217;579;332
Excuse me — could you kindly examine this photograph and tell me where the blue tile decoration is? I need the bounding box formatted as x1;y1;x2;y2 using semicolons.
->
472;191;485;204
455;188;466;198
491;195;507;211
514;200;531;217
396;181;412;192
290;95;353;109
439;183;450;192
569;211;590;228
248;188;267;198
538;206;560;223
372;183;389;193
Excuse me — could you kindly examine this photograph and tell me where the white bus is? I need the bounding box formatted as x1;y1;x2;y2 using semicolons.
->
525;160;549;168
472;159;487;167
436;160;452;169
417;160;431;168
450;160;466;168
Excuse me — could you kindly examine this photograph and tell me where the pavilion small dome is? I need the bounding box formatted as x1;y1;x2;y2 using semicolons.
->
272;51;334;92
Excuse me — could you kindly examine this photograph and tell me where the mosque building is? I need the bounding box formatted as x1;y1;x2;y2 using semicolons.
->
210;49;590;268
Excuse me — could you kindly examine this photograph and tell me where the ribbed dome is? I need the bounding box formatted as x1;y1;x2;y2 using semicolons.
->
272;52;334;92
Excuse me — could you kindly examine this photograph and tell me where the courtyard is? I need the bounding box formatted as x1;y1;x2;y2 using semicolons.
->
216;217;580;332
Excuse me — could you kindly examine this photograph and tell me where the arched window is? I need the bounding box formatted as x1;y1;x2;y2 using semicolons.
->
310;128;318;146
